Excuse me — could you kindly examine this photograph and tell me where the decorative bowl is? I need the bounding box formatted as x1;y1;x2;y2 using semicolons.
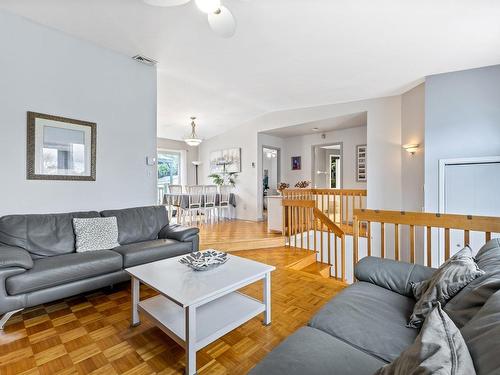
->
179;250;228;271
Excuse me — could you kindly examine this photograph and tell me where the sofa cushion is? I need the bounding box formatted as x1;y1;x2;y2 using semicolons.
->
112;239;192;268
0;211;100;258
309;281;418;362
100;206;168;245
73;217;120;252
249;326;386;375
408;246;484;329
355;256;436;297
5;250;122;295
461;289;500;375
445;239;500;328
376;303;476;375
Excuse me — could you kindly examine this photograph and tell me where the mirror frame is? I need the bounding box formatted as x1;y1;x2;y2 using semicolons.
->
27;111;97;181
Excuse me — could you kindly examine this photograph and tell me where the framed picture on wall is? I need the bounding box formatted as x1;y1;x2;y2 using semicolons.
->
356;144;367;182
209;147;241;173
291;156;301;170
27;112;96;181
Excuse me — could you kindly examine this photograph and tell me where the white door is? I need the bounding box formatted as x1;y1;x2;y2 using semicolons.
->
440;158;500;254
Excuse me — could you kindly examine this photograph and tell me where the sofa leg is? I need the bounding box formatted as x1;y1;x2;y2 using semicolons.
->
0;308;23;330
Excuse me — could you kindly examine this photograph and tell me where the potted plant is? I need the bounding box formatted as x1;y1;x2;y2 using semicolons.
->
294;180;311;188
208;172;238;187
277;182;290;195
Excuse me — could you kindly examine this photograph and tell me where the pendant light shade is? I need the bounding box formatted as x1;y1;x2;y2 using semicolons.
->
195;0;221;14
184;117;203;147
208;6;236;38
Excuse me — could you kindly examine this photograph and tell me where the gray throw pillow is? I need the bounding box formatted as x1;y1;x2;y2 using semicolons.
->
408;246;484;329
73;217;120;252
375;303;477;375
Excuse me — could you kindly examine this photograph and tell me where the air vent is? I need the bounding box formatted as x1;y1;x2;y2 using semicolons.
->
132;55;158;66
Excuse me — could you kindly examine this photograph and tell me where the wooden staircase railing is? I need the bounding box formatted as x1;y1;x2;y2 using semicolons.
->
353;209;500;269
282;198;346;281
282;189;367;232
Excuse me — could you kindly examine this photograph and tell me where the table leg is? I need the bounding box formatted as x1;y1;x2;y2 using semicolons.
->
185;305;197;375
131;277;140;327
263;272;271;325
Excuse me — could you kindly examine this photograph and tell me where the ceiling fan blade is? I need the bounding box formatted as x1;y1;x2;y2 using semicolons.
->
208;6;236;38
143;0;191;7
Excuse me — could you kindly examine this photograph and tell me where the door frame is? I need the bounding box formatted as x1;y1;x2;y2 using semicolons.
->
438;156;500;214
437;155;500;262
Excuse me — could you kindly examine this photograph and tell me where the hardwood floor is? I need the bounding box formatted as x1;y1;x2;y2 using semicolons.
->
0;221;346;375
199;220;285;251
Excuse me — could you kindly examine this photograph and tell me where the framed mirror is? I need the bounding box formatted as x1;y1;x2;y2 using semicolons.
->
27;112;96;181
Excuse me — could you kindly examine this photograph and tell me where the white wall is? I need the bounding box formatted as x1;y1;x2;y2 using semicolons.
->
282;126;367;189
401;83;425;212
199;96;402;221
401;83;425;263
0;11;157;215
157;138;199;185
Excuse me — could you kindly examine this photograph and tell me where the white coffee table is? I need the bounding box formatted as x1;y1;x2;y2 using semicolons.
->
125;252;276;375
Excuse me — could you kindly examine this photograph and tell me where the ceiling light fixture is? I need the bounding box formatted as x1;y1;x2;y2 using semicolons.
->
265;150;277;159
142;0;236;38
184;117;203;147
195;0;221;14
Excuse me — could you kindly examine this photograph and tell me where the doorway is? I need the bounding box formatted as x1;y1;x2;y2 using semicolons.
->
311;143;343;188
157;149;186;204
262;146;281;215
329;154;341;188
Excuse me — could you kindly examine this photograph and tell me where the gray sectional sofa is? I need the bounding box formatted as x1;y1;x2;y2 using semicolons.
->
0;205;199;328
251;239;500;375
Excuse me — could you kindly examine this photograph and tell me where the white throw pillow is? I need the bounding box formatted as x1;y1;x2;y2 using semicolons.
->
73;217;120;252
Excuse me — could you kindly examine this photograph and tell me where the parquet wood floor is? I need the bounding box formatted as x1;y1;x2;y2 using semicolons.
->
199;220;284;251
0;223;346;375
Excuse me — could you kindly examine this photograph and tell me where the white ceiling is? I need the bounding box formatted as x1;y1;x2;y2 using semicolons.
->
1;0;500;140
262;111;367;138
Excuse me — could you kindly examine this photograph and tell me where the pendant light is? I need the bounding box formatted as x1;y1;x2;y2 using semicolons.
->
184;117;203;147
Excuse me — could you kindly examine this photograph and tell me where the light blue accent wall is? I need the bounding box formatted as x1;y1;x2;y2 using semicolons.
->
0;10;158;214
424;64;500;212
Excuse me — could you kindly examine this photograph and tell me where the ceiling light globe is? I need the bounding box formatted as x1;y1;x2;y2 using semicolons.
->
195;0;221;14
185;138;203;147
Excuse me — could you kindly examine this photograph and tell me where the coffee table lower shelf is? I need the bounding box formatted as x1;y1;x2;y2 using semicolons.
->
138;292;265;351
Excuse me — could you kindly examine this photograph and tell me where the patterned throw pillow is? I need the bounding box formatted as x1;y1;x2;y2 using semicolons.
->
408;246;484;328
73;217;120;252
376;303;477;375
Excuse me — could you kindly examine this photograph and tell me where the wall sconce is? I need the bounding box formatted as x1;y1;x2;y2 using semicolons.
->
403;144;420;155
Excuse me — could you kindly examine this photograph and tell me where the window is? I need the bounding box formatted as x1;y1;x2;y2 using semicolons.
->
157;151;181;186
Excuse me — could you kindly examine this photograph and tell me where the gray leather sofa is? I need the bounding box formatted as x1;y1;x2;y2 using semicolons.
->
251;239;500;375
0;205;199;328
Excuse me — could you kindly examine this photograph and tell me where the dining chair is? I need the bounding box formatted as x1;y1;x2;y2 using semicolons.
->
168;184;183;224
217;185;233;221
186;185;204;225
203;185;218;224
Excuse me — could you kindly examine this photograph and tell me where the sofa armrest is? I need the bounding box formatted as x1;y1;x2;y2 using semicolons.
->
159;224;199;242
354;256;435;297
0;267;28;315
0;246;33;270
